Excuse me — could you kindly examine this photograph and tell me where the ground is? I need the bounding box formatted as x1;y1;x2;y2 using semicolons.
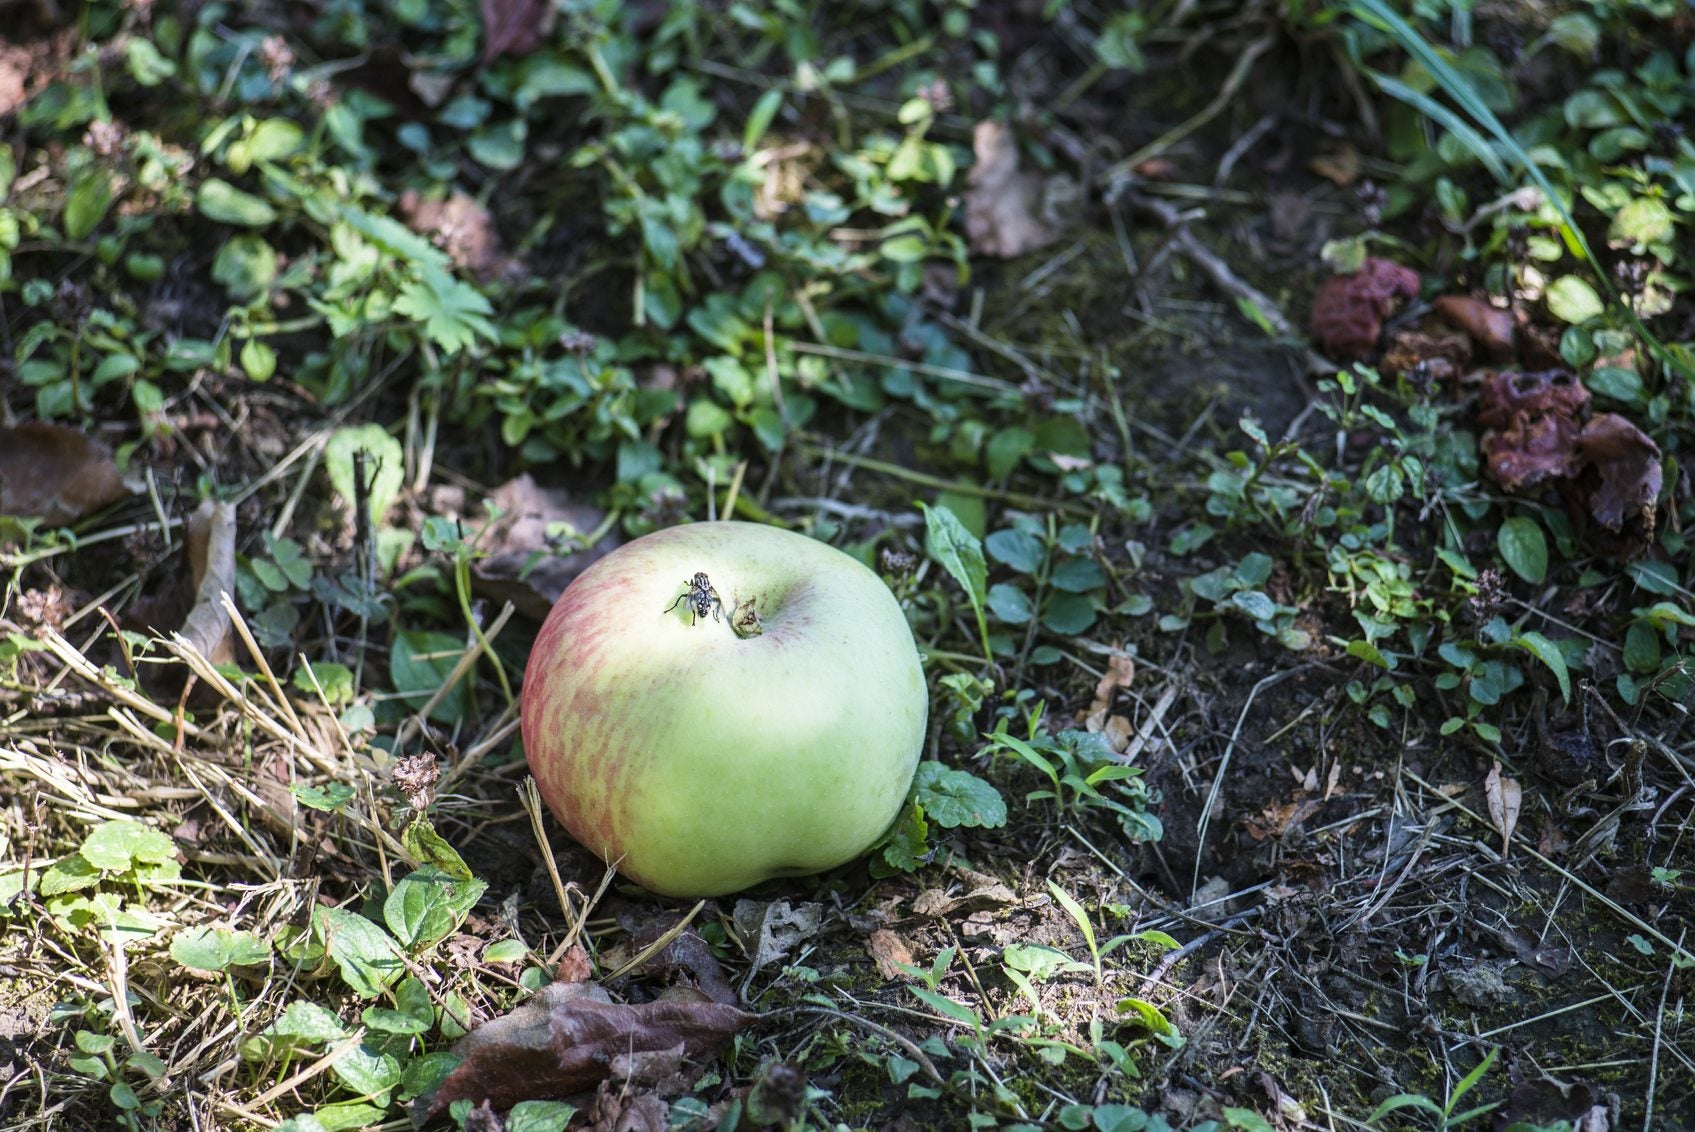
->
2;2;1693;1131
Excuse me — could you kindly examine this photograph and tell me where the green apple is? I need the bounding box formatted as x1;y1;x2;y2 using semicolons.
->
520;520;928;897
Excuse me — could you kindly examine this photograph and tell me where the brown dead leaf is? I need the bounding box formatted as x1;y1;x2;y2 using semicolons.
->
911;878;1016;918
1574;413;1661;537
1244;797;1323;842
1308;143;1360;186
470;475;621;620
0;45;28;118
964;120;1059;259
583;1083;670;1132
0;422;130;525
1379;327;1472;384
1484;760;1521;858
417;979;756;1120
1433;295;1516;359
1084;651;1134;732
177;500;238;665
866;929;915;981
481;0;553;63
399;189;521;282
731;900;822;974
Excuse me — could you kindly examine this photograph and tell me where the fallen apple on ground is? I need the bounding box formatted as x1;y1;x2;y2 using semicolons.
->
520;520;929;897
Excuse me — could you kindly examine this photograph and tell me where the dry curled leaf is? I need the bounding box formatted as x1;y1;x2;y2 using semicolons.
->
481;0;552;63
1379;327;1472;384
866;929;915;981
176;499;238;665
964;120;1059;258
1309;257;1420;359
416;978;756;1120
400;189;521;282
1433;295;1516;359
1481;413;1584;492
1574;413;1661;536
0;422;130;525
730;899;822;974
470;475;621;620
1484;760;1521;858
1084;651;1134;733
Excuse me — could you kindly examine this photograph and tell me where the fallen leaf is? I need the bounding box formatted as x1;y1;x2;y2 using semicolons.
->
1434;295;1516;358
583;1082;670;1132
416;979;756;1120
1484;760;1521;858
1497;925;1572;979
866;929;915;981
1496;1074;1614;1132
964;120;1059;258
625;926;738;1006
470;475;621;620
1309;257;1421;359
481;0;553;63
1244;797;1323;842
399;189;521;282
1084;651;1134;732
0;422;130;525
910;878;1016;918
1379;327;1472;384
730;900;822;974
1308;143;1360;186
0;45;27;118
1573;413;1661;537
177;500;238;665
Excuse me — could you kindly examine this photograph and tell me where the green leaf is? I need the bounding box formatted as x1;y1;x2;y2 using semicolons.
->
312;905;404;998
292;782;356;812
65;168;117;240
1041;591;1097;635
402;818;473;880
483;939;529;964
390;630;470;723
1497;517;1547;584
909;985;980;1026
1091;1105;1151;1132
361;1006;430;1034
392;265;498;354
124;38;178;86
384;866;486;951
911;763;1007;829
1049;556;1106;593
506;1101;578;1132
330;1040;403;1101
919;502;991;660
1545;275;1604;325
80;820;176;873
1514;631;1571;702
324;424;404;527
987;582;1033;624
743;88;784;152
310;1103;388;1132
171;926;269;973
197;179;278;227
39;854;102;896
877;803;929;873
985;529;1043;574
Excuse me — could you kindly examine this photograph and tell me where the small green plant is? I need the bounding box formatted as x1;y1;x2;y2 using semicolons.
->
1366;1045;1502;1130
984;704;1162;843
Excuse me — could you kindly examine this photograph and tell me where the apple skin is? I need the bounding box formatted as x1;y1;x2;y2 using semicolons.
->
520;520;928;897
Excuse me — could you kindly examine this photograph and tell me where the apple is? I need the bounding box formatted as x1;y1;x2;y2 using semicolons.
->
520;520;929;897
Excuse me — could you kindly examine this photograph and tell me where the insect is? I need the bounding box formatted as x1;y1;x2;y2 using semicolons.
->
665;571;724;625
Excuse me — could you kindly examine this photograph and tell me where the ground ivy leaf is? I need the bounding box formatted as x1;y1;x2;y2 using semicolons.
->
38;854;101;897
80;820;177;873
507;1100;578;1132
390;630;470;724
385;866;485;951
171;925;269;973
911;762;1007;829
292;782;356;812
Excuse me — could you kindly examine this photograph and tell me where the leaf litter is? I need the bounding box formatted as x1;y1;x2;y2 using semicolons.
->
0;422;130;525
416;946;756;1121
